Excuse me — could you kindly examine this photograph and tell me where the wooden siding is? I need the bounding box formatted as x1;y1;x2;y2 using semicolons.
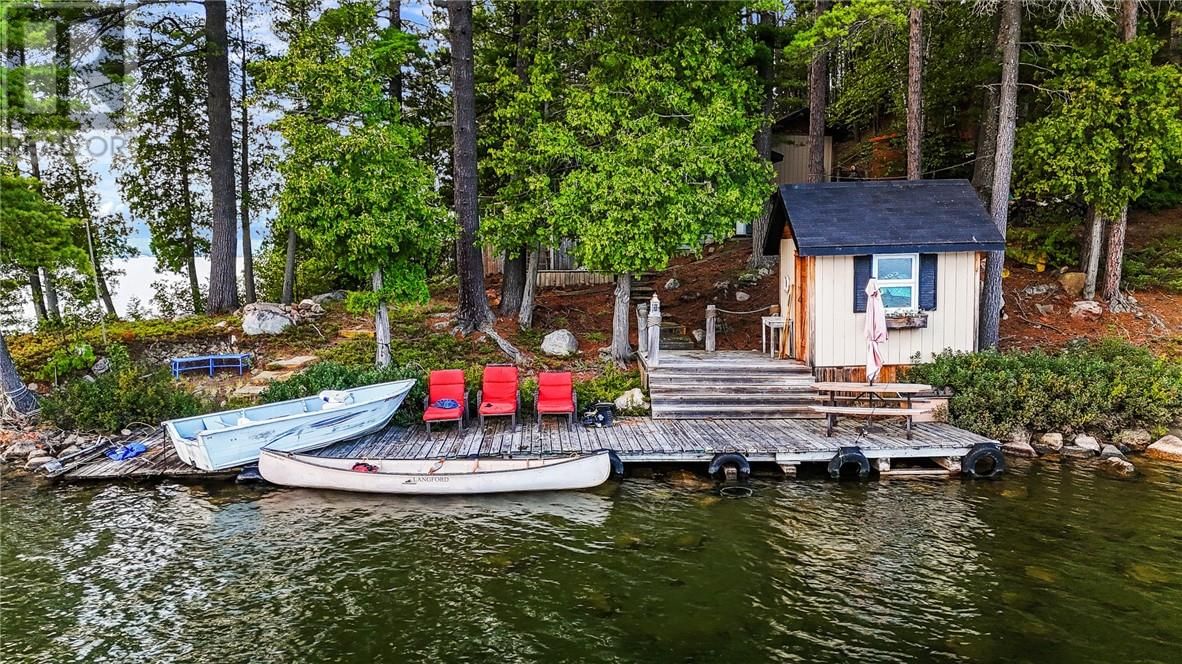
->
773;135;833;183
535;270;613;288
810;251;980;367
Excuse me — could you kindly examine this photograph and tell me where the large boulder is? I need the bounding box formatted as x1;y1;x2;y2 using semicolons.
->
614;388;649;413
1002;428;1036;457
309;290;347;305
1114;429;1153;453
242;303;295;336
1099;456;1136;478
1059;272;1086;298
1073;434;1101;454
1070;300;1103;320
540;329;579;357
24;455;56;471
1034;432;1064;454
3;440;38;461
1146;435;1182;463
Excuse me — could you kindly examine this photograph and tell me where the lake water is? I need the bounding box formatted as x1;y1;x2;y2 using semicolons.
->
3;459;1181;663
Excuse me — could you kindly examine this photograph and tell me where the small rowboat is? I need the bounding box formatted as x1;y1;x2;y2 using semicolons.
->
164;379;416;471
257;449;616;495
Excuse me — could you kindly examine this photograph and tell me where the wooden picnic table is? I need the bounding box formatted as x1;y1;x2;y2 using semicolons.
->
810;381;933;440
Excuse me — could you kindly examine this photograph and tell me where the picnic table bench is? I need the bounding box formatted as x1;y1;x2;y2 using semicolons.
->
810;381;933;440
170;353;252;378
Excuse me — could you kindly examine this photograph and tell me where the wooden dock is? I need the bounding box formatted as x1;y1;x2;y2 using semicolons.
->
55;417;996;482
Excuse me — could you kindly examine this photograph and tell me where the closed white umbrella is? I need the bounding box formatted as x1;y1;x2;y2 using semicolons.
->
864;278;888;384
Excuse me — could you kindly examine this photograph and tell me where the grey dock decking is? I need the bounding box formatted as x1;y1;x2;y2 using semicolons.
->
56;417;996;482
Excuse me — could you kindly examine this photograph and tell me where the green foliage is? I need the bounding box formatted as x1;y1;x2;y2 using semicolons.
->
254;1;447;310
260;361;426;425
40;344;208;432
574;364;645;415
0;172;87;277
905;340;1182;439
481;2;771;275
1006;200;1084;269
1135;162;1182;211
1017;36;1182;218
7;315;235;376
1124;237;1182;293
35;342;95;382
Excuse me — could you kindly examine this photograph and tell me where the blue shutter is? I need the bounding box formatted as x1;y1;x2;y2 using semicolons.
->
919;254;938;310
853;255;872;312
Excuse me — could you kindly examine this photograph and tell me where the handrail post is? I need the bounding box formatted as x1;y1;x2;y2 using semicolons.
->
636;302;649;355
647;294;661;368
705;304;716;353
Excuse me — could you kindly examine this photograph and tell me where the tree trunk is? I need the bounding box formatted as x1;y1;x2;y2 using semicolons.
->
1102;0;1138;308
1082;206;1103;300
28;270;47;324
499;249;526;316
971;83;999;208
0;333;38;414
238;9;255;305
90;245;118;316
751;9;777;268
611;273;632;364
1101;206;1129;305
205;0;240;313
977;0;1020;351
181;167;204;314
806;0;830;183
518;247;539;329
373;268;391;368
40;267;61;322
449;0;492;333
65;149;118;319
388;0;403;102
905;5;924;181
282;228;297;304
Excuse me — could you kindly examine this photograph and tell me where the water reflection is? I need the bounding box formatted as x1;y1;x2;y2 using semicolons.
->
2;463;1181;663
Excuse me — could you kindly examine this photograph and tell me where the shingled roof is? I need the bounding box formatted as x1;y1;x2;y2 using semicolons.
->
761;179;1005;257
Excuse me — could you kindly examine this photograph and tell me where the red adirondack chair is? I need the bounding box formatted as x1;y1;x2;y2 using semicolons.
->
535;372;576;430
422;369;468;434
478;365;520;429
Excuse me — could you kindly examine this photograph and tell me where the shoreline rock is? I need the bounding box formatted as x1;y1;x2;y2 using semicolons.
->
1146;435;1182;463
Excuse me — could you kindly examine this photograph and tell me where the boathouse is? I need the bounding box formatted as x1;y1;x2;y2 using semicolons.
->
761;179;1004;381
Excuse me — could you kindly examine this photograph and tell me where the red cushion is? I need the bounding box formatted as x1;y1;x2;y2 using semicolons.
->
537;372;573;402
423;404;463;422
479;401;516;416
481;365;518;404
537;398;574;414
428;369;466;403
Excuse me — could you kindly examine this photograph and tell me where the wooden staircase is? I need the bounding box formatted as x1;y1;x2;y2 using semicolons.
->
646;351;818;419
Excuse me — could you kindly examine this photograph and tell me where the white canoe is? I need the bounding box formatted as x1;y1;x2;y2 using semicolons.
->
164;379;416;471
258;449;614;495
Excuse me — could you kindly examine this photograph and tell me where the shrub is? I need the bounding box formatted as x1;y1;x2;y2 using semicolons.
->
41;348;209;433
36;342;96;382
904;339;1182;439
260;361;427;425
1124;236;1182;293
575;364;646;415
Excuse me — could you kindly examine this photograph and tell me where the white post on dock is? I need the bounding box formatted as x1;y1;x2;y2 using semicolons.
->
705;304;716;353
636;302;649;355
647;294;662;368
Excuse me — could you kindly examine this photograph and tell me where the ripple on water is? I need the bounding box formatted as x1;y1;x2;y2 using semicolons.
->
2;462;1181;663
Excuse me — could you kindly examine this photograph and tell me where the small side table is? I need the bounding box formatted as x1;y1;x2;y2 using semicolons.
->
761;316;785;357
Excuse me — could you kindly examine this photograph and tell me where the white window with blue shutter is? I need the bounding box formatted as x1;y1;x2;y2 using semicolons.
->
854;254;938;313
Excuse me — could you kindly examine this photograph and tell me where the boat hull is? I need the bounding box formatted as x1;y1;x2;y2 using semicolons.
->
164;379;416;471
258;450;613;495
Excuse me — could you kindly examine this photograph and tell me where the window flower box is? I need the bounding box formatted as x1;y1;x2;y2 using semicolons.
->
885;311;928;329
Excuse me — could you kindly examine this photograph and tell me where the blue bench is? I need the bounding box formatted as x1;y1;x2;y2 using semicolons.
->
170;353;252;378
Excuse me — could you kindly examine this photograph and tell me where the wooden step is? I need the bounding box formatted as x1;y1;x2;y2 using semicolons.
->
648;393;817;406
652;403;823;419
651;384;816;396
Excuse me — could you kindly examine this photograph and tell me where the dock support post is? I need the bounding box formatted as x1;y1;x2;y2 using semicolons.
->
647;294;661;368
705;305;716;352
636;302;649;356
